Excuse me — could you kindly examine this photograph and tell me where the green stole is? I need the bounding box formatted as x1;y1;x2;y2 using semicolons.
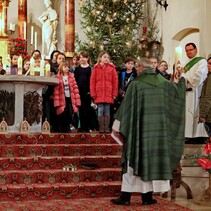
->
184;57;204;72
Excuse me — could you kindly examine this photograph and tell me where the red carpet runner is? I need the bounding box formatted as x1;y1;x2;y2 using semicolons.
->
0;133;193;210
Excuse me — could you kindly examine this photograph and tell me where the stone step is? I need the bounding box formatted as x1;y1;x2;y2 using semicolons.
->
182;144;204;155
0;168;122;185
176;144;209;198
0;144;122;157
0;155;121;170
0;181;122;201
181;166;209;178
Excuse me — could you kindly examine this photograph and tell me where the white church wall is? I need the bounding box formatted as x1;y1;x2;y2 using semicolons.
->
6;0;85;55
159;0;211;70
6;0;211;65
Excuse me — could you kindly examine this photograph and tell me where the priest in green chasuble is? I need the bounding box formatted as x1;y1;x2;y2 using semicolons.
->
111;58;186;206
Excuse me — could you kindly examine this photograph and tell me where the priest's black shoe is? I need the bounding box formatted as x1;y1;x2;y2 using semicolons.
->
142;199;157;205
111;197;130;206
142;191;157;205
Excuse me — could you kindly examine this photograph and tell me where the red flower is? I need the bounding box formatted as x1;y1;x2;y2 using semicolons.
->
10;37;29;59
204;142;211;154
197;158;211;170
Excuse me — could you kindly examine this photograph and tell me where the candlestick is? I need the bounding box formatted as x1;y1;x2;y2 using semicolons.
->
24;22;26;40
34;31;37;50
175;46;182;68
18;56;23;75
31;26;34;44
30;57;35;75
173;45;183;82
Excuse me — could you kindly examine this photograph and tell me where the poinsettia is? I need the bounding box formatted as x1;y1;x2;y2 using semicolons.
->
197;158;211;170
10;37;29;59
204;142;211;155
197;141;211;172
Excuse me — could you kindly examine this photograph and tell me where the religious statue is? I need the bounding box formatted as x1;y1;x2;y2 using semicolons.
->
38;0;59;57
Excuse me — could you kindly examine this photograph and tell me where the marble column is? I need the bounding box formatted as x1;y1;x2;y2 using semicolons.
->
65;0;75;57
18;0;27;40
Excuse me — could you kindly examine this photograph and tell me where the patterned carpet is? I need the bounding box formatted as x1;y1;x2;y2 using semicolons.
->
0;133;193;211
0;196;193;211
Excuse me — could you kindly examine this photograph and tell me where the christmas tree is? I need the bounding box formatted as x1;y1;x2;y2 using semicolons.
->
76;0;160;67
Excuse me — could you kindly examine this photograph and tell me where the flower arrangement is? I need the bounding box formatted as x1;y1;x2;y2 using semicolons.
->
197;141;211;173
183;140;211;172
10;38;30;59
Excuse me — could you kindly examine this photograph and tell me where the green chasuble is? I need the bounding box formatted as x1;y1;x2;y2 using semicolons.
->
115;69;186;181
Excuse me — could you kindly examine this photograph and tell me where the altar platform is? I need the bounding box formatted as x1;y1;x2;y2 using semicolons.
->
0;75;58;133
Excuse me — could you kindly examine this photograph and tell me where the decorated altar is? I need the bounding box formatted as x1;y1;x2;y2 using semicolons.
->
0;75;58;133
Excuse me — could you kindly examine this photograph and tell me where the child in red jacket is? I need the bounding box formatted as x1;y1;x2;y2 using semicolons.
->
90;52;118;133
54;61;81;132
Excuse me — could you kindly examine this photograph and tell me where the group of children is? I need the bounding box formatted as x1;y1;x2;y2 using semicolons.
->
1;50;170;134
46;51;139;133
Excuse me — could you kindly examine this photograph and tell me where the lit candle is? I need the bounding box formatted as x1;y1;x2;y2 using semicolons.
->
31;26;34;44
10;23;12;30
12;24;15;31
18;56;23;75
34;31;37;49
24;22;26;40
30;57;35;75
175;46;182;68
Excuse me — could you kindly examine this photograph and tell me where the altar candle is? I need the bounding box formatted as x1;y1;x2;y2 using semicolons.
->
18;56;23;75
31;26;34;44
24;22;26;40
175;46;182;67
34;32;37;49
40;56;45;76
30;57;35;75
9;23;12;30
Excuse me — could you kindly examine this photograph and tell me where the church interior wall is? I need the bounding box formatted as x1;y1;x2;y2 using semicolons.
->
160;0;211;70
5;0;211;68
7;0;85;55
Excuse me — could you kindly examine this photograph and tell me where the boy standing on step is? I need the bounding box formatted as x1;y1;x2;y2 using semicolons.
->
111;58;186;206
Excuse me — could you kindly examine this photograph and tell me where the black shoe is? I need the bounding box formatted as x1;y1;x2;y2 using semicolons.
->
142;199;157;205
142;192;157;205
111;197;130;206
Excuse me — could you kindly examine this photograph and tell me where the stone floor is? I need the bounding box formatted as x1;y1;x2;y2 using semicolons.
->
164;197;211;211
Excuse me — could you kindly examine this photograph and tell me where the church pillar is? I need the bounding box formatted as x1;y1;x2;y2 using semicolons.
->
0;0;10;38
65;0;75;57
18;0;27;40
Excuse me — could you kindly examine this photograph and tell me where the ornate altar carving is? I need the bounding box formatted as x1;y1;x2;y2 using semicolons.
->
0;75;58;133
24;91;42;125
0;90;15;125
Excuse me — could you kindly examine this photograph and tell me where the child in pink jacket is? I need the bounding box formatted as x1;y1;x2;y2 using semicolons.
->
54;61;81;132
90;52;118;133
